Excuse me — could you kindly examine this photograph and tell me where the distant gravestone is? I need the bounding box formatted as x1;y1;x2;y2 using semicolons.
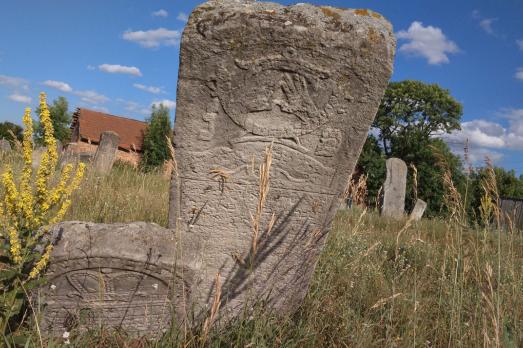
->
169;0;395;321
382;158;407;218
59;143;78;167
0;138;11;152
410;199;427;221
39;222;186;337
93;131;119;173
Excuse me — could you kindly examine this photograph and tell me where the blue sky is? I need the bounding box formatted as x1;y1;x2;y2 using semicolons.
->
0;0;522;172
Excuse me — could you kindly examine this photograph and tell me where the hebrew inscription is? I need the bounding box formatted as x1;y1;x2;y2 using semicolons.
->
38;222;185;337
169;1;395;322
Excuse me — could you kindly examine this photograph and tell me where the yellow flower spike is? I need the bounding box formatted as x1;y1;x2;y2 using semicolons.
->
20;107;35;226
7;225;23;264
29;244;53;279
49;199;71;224
35;93;58;205
2;168;20;216
41;164;73;217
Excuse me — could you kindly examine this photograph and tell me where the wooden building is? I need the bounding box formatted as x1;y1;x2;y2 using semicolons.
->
69;108;147;166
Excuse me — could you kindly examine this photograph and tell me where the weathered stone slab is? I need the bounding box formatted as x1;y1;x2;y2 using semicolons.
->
382;158;407;218
169;1;395;321
93;131;119;173
0;138;11;152
38;222;185;337
410;198;427;221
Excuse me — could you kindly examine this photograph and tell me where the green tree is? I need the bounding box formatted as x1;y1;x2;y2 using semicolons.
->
467;166;523;220
357;134;386;206
357;80;465;216
0;121;23;145
34;96;71;145
141;104;172;171
374;80;463;156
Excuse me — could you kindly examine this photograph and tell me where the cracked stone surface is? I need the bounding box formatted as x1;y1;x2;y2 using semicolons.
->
38;221;185;337
169;0;395;321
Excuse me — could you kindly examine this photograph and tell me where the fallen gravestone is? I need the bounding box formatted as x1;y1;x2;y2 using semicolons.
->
410;199;427;221
38;222;186;337
382;158;407;218
169;0;395;322
93;131;119;173
0;138;11;152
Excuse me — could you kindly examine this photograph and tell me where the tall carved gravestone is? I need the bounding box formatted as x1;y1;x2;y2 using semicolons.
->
382;158;407;218
93;131;119;173
38;222;183;337
170;0;395;321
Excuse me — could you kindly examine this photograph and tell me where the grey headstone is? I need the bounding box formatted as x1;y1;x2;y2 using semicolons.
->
169;1;395;321
38;222;186;338
79;152;94;164
382;158;407;218
59;143;78;167
0;138;11;152
410;199;427;221
93;131;119;173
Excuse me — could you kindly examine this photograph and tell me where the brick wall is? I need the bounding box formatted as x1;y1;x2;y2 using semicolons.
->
67;141;142;167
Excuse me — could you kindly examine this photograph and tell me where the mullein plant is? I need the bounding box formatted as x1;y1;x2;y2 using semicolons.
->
0;93;85;340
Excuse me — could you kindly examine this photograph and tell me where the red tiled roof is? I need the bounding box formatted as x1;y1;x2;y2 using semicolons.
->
71;108;146;152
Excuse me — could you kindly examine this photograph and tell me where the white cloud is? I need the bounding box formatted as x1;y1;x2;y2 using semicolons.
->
479;18;497;35
151;99;176;110
517;39;523;51
39;79;109;106
8;94;32;103
444;120;506;149
466;147;504;166
472;10;498;35
43;80;73;93
74;90;110;105
442;109;523;153
122;28;181;48
117;99;150;116
515;68;523;81
0;75;29;91
177;12;189;22
133;83;165;94
396;21;459;65
98;64;142;76
472;9;481;19
152;9;168;17
88;105;109;113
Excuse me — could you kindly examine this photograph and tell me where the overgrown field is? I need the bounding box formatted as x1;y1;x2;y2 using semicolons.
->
1;151;523;347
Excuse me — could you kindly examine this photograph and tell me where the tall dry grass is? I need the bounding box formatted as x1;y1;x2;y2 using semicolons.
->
3;149;523;347
64;160;169;226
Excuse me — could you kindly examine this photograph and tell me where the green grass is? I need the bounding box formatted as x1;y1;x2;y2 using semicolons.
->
2;151;523;347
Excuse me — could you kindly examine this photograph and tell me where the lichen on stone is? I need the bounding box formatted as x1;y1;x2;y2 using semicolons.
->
320;7;342;22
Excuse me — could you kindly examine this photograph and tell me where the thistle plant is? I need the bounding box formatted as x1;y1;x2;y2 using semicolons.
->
0;92;85;339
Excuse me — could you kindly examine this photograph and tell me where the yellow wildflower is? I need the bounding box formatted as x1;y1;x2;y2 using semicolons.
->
20;107;34;226
2;168;19;216
7;225;22;264
29;244;53;279
35;93;58;205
